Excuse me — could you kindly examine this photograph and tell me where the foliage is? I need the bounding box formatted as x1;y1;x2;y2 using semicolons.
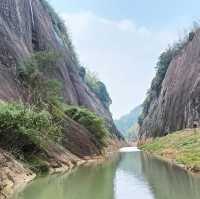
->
63;105;108;147
140;129;200;170
0;102;62;150
85;69;112;107
18;51;62;107
16;51;109;153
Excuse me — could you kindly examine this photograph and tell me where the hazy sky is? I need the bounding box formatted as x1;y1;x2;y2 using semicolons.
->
47;0;200;119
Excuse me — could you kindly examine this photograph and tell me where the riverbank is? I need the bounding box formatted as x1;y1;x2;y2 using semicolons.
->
0;139;124;199
139;129;200;174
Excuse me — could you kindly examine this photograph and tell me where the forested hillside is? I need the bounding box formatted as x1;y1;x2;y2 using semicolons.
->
115;105;142;140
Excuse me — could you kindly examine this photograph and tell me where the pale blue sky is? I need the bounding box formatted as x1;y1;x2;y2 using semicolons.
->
47;0;200;119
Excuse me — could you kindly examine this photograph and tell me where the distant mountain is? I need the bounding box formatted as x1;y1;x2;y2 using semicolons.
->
115;105;142;140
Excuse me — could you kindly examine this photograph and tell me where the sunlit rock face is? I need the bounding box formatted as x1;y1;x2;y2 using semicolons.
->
139;30;200;138
0;0;122;139
0;2;124;197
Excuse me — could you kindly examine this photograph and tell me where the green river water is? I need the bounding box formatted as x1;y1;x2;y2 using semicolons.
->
12;148;200;199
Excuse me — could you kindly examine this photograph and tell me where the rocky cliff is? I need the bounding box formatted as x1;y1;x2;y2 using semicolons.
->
139;29;200;139
0;0;114;124
0;1;123;197
0;0;121;137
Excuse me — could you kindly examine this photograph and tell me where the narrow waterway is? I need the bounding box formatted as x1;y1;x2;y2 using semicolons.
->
13;148;200;199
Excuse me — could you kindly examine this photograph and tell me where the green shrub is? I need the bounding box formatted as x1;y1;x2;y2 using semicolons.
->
18;51;62;107
63;105;108;147
0;102;62;150
84;69;111;107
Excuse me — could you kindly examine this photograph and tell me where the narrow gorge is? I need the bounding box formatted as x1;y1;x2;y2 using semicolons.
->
1;1;200;199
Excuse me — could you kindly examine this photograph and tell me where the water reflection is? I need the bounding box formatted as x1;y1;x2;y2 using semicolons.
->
115;152;154;199
13;151;200;199
141;153;200;199
14;156;120;199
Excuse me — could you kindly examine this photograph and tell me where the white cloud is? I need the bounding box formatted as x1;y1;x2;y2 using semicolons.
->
61;11;179;119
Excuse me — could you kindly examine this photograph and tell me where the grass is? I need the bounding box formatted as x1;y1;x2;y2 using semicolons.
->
139;129;200;171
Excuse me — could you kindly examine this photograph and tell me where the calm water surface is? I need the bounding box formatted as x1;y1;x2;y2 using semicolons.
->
13;148;200;199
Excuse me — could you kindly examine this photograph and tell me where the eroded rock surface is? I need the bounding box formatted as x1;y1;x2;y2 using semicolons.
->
0;149;35;199
139;29;200;138
0;0;116;126
0;0;123;197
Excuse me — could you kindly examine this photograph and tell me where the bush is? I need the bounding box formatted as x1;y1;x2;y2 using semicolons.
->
0;102;62;151
85;69;112;107
63;105;108;147
18;51;62;107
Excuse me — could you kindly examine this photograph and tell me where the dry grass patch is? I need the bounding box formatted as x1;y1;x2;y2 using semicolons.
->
140;129;200;171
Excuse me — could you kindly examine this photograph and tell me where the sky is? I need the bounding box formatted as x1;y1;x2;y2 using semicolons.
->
47;0;200;119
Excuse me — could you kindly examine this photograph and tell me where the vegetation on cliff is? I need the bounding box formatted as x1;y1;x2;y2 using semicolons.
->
0;0;121;197
0;51;110;174
140;129;200;172
84;69;112;108
0;102;62;146
0;102;62;173
17;51;62;107
64;105;108;147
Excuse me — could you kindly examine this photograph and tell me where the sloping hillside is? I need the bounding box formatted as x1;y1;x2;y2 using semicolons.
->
115;105;142;139
140;129;200;173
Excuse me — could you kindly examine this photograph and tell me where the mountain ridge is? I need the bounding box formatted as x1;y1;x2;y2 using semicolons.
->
115;105;142;139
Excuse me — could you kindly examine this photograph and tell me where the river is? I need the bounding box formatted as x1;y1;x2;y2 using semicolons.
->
12;148;200;199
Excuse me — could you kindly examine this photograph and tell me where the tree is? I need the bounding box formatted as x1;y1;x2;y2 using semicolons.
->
85;69;112;107
18;51;62;107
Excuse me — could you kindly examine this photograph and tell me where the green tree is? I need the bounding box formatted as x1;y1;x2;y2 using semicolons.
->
85;69;112;107
0;102;62;150
18;51;62;107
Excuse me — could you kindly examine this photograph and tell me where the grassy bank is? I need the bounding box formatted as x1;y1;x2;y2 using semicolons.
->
139;129;200;173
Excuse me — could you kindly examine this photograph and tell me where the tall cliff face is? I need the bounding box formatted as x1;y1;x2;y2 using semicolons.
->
0;1;123;197
139;29;200;139
0;0;121;138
